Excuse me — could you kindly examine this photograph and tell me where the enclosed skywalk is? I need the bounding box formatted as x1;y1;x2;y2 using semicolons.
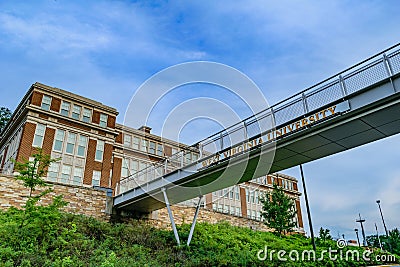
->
114;43;400;214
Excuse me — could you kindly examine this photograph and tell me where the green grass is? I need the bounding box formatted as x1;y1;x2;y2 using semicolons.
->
0;208;398;266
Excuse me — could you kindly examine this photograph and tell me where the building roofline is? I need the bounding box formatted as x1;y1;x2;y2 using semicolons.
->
34;82;118;115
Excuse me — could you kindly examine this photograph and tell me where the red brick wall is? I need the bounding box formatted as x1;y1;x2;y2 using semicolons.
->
16;122;36;162
31;91;43;107
50;97;61;112
295;200;304;228
100;143;113;187
111;157;122;193
42;128;55;156
83;139;96;185
240;187;247;217
115;132;123;144
92;111;100;124
107;116;116;129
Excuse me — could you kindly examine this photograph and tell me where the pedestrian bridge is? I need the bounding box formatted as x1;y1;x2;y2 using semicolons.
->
114;43;400;217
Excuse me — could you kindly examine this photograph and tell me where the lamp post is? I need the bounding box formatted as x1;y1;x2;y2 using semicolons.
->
375;223;383;251
299;164;316;251
355;228;360;247
376;200;389;236
356;213;367;246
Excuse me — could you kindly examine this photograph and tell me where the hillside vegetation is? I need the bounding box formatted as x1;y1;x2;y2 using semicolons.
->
0;207;398;267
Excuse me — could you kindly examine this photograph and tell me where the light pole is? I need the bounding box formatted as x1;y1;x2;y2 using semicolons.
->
376;200;389;236
299;164;316;251
355;228;360;247
356;213;367;246
375;223;383;251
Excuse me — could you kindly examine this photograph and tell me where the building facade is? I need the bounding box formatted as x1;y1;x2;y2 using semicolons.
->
0;82;303;231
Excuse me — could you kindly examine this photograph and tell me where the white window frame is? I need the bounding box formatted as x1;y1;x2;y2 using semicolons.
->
60;101;71;116
33;123;46;147
99;113;107;128
92;170;101;186
72;104;82;120
95;140;104;161
41;95;52;111
82;108;91;123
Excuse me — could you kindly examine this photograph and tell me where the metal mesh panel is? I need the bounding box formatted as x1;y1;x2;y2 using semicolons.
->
388;50;400;75
305;81;342;111
343;60;387;94
245;118;262;139
273;98;304;126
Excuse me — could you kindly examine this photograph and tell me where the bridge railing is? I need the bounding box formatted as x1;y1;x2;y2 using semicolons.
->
116;43;400;196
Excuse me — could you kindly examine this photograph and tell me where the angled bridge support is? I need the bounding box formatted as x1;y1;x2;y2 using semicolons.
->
161;187;203;246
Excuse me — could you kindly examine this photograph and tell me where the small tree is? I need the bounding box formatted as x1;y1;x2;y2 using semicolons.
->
318;227;333;245
0;107;12;133
12;149;65;227
260;184;297;235
14;148;59;198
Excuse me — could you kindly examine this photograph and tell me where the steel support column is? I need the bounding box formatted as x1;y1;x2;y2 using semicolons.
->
187;195;203;246
161;188;181;245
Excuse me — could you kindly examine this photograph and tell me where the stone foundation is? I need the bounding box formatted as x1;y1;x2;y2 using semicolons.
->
0;175;109;219
150;205;273;232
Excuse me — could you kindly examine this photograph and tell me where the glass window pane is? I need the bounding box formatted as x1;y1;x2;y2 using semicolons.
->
61;165;72;184
66;133;76;154
77;136;87;157
41;95;51;110
73;167;83;185
133;137;140;150
33;124;46;147
83;108;91;122
157;144;163;156
100;114;107;127
95;140;104;161
149;141;155;154
124;134;131;147
61;101;71;116
72;105;82;120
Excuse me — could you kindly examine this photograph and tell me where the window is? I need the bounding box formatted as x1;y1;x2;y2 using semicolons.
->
235;186;240;200
60;101;71;116
53;130;65;152
149;141;156;154
185;153;191;164
41;95;52;111
192;153;198;162
47;162;59;182
172;148;178;155
73;167;83;185
66;133;76;154
236;207;240;216
72;105;82;120
212;203;217;210
224;205;229;213
122;158;129;178
229;188;234;199
92;170;101;186
132;137;140;150
157;144;163;156
61;165;72;184
82;108;91;123
77;136;87;157
130;160;138;174
99;114;107;128
124;134;132;147
95;140;104;161
33;123;46;147
141;139;148;152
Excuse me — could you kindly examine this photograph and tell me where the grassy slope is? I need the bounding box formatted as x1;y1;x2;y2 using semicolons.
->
0;209;397;267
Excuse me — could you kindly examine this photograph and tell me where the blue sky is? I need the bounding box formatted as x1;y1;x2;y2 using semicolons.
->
1;0;400;241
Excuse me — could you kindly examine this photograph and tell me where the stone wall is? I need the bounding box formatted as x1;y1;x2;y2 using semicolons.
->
0;175;109;219
150;205;273;232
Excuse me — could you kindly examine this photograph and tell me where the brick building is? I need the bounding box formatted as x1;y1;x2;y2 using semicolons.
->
0;82;303;231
